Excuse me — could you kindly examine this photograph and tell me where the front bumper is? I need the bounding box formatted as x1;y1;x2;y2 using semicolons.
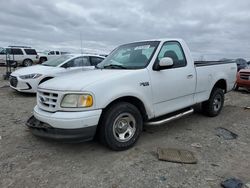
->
26;116;97;142
236;79;250;89
9;75;37;93
27;106;102;141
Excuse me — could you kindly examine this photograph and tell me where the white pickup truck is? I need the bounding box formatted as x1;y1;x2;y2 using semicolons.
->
26;39;237;151
38;50;68;63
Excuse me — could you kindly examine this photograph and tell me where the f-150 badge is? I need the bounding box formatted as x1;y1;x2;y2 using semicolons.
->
140;82;149;86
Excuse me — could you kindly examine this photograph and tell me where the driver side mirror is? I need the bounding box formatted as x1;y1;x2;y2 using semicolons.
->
159;57;173;67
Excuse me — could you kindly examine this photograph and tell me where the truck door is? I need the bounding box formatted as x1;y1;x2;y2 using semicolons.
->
149;41;196;117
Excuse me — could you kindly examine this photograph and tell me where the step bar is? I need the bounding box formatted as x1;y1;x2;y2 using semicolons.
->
145;108;194;126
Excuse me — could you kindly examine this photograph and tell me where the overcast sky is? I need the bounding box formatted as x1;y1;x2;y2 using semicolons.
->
0;0;250;60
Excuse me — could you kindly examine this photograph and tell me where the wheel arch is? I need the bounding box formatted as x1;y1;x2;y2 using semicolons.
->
101;96;149;122
212;79;227;93
38;77;54;85
39;56;47;61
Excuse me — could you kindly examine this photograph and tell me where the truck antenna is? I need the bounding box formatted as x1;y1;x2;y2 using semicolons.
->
80;32;83;55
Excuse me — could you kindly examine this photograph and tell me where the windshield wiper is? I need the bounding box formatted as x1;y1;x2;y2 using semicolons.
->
103;64;127;69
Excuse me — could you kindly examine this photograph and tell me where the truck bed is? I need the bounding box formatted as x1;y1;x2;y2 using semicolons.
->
194;61;237;104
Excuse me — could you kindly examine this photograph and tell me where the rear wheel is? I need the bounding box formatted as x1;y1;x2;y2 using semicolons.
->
202;88;224;117
39;57;47;64
23;59;33;67
98;102;143;151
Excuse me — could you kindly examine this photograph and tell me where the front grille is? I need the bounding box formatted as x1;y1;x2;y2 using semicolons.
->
38;91;59;112
10;76;18;87
240;72;250;80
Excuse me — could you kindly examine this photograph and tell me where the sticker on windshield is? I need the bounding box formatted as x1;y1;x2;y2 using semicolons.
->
134;45;150;50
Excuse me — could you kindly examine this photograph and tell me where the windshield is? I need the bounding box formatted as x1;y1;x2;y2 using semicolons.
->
97;41;160;69
42;55;74;67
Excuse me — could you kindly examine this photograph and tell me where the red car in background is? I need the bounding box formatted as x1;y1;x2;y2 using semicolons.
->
235;68;250;91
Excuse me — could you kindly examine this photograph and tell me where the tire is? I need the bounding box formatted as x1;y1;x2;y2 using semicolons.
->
39;57;47;64
23;59;33;67
202;88;224;117
233;83;239;91
98;102;143;151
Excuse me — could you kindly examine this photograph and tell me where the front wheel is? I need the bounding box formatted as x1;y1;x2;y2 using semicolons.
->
23;59;33;67
98;102;143;151
202;88;224;117
39;58;47;64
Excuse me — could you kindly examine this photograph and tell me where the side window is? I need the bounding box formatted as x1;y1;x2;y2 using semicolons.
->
24;49;37;55
157;42;186;68
56;51;60;55
0;48;6;55
12;48;24;55
66;57;90;67
90;57;104;66
48;51;55;55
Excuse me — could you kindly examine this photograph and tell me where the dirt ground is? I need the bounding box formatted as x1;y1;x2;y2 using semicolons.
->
0;67;249;188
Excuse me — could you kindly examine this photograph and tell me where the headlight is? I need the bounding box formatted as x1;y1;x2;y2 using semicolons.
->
61;94;93;108
20;74;42;79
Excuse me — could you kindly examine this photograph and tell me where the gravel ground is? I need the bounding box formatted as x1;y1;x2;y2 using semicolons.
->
0;67;250;188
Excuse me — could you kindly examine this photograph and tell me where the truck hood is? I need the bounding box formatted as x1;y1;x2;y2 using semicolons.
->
39;69;133;91
11;65;63;76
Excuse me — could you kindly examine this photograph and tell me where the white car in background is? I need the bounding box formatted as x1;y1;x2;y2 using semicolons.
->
9;54;104;93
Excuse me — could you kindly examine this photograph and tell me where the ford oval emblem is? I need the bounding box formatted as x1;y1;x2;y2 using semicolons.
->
40;96;47;103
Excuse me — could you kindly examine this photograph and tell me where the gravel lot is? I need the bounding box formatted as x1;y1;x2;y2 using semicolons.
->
0;67;249;188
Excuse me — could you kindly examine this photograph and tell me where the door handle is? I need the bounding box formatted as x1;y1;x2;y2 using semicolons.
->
187;74;194;79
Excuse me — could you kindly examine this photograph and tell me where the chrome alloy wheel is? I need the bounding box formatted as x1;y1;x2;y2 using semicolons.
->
213;94;222;112
113;113;136;142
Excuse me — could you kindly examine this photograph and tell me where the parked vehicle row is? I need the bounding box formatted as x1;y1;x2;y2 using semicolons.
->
10;54;104;93
23;38;237;151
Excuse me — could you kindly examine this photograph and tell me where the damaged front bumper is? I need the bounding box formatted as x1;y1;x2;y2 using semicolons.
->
26;116;97;142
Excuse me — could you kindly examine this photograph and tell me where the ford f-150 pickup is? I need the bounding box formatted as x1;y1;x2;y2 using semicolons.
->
26;38;237;151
